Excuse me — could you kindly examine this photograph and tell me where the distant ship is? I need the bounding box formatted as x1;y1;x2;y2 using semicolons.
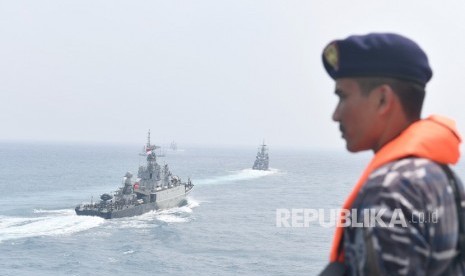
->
170;141;178;151
252;141;269;171
75;131;193;219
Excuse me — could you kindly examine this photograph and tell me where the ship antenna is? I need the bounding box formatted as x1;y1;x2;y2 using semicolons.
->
147;129;151;148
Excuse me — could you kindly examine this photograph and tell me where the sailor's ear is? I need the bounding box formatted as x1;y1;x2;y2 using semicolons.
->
374;84;395;114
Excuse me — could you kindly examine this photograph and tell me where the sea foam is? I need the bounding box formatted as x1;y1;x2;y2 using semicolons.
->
194;168;280;185
0;210;104;243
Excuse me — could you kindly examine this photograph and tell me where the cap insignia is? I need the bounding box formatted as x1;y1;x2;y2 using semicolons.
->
324;43;339;71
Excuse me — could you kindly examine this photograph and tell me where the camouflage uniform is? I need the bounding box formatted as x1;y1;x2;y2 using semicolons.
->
344;157;465;275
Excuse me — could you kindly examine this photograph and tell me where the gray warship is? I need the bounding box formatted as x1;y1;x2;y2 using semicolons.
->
75;131;194;219
252;141;269;171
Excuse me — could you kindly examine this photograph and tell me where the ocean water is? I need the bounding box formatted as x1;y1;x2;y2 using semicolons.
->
1;143;463;276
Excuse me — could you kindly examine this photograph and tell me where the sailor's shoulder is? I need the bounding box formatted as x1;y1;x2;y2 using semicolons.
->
368;157;442;183
361;158;450;198
356;158;447;210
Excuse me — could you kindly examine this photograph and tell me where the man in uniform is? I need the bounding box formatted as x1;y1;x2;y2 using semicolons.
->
320;33;465;275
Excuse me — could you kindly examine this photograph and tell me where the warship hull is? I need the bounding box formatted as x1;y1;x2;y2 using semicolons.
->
75;186;192;219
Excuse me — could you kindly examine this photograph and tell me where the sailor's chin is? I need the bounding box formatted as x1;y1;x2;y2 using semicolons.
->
345;142;366;153
346;146;358;153
343;138;356;152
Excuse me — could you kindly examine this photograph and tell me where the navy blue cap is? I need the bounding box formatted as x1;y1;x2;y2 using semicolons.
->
322;33;433;86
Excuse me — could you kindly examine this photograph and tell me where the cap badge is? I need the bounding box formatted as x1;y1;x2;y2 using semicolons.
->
324;43;339;71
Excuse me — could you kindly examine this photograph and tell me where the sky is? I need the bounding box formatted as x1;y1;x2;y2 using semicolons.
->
2;0;465;150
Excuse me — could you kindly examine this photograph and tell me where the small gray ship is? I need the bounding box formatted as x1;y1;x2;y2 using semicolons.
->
252;141;269;171
75;131;194;219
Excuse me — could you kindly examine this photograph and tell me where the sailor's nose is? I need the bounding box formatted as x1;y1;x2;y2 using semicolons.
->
332;104;341;122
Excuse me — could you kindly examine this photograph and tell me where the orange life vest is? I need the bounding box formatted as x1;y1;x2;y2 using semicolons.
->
330;115;462;262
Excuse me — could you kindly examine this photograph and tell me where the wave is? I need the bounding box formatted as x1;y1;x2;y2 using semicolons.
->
33;209;75;215
0;209;104;243
194;168;280;185
155;214;190;223
105;197;199;228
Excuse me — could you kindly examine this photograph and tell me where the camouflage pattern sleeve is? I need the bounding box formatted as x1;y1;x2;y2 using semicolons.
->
343;158;465;275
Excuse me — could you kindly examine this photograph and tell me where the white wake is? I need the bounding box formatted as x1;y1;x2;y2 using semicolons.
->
0;209;104;243
105;197;200;228
0;198;199;241
194;168;279;185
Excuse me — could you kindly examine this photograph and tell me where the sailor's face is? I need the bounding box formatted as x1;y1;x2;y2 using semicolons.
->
331;78;380;152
